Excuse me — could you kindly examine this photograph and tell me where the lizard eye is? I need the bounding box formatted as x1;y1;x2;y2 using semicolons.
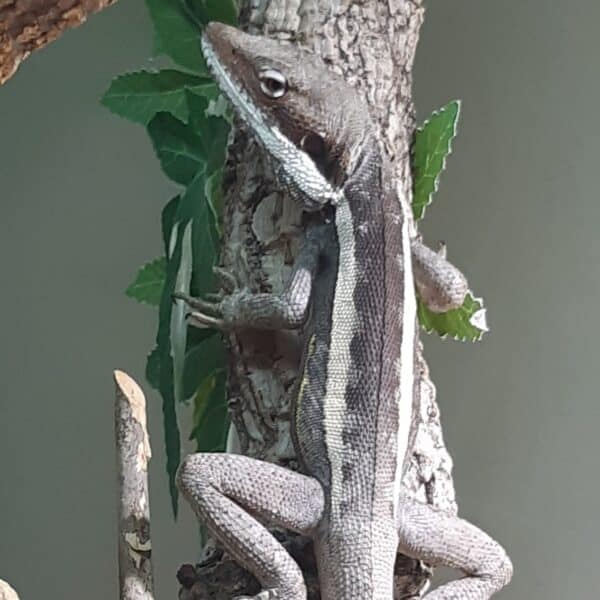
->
258;69;287;99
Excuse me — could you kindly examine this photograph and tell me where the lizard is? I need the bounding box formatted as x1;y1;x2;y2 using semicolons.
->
175;21;513;600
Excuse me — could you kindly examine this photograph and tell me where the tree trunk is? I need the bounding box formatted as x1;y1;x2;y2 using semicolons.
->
179;1;458;598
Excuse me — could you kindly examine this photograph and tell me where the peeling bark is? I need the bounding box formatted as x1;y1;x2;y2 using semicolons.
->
0;0;117;85
180;1;457;597
114;370;155;600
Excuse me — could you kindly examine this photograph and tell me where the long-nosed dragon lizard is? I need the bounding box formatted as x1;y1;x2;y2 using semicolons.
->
176;22;512;600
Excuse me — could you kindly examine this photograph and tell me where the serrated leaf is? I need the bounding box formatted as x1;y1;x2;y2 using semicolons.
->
190;370;229;452
412;100;461;220
101;70;215;125
147;112;206;185
418;293;488;342
146;0;206;73
125;257;166;306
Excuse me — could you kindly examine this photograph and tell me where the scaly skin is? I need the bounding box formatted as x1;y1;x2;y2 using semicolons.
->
176;22;512;600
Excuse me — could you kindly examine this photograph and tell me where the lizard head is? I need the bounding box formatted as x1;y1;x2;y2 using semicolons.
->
202;22;374;210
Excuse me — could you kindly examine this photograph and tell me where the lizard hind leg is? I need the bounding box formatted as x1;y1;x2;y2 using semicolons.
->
177;453;325;599
396;493;513;599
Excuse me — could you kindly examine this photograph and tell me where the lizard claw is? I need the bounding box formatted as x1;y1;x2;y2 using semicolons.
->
213;266;238;293
173;291;221;316
173;291;227;330
187;310;225;330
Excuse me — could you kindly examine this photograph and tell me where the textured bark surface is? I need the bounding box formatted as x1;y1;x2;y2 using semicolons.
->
180;1;457;598
114;370;155;600
0;0;117;85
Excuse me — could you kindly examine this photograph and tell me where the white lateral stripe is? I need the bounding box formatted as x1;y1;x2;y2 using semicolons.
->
323;200;357;522
394;202;417;516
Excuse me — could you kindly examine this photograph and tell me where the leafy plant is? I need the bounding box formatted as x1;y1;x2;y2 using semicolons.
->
102;6;486;514
412;100;488;341
102;0;237;515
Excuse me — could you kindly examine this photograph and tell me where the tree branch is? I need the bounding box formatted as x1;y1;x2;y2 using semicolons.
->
114;370;155;600
0;0;117;85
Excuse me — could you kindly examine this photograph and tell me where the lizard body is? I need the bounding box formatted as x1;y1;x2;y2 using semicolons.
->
176;22;512;600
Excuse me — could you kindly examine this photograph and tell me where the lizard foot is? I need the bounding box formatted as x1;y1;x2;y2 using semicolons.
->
172;267;248;330
172;291;225;329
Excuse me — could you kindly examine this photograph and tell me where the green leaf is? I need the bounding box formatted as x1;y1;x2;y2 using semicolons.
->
185;90;230;174
146;346;161;390
182;333;225;399
125;257;166;306
147;112;205;185
147;98;229;185
172;222;194;406
418;293;488;342
412;100;461;220
156;221;185;517
101;70;215;125
191;197;218;296
190;370;229;452
183;0;238;26
162;195;180;256
152;170;219;515
146;0;206;73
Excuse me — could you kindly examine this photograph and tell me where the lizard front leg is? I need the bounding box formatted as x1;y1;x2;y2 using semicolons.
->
396;492;513;599
175;225;330;599
174;223;327;331
411;240;469;313
177;454;324;599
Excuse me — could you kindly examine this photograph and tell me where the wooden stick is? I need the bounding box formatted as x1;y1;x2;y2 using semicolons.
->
0;580;20;600
114;370;155;600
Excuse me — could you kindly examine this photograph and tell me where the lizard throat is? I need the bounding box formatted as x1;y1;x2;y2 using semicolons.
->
201;34;344;209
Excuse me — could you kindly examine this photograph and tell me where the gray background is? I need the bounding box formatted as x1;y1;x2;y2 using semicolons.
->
0;1;596;598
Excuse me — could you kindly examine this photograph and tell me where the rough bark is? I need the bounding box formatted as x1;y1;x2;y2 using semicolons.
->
179;1;457;598
0;0;117;85
0;580;20;600
114;370;155;600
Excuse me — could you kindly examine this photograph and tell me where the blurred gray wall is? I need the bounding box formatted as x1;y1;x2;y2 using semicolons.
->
0;1;597;598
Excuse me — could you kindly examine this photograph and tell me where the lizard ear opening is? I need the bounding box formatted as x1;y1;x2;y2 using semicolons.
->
300;132;335;181
300;132;326;157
